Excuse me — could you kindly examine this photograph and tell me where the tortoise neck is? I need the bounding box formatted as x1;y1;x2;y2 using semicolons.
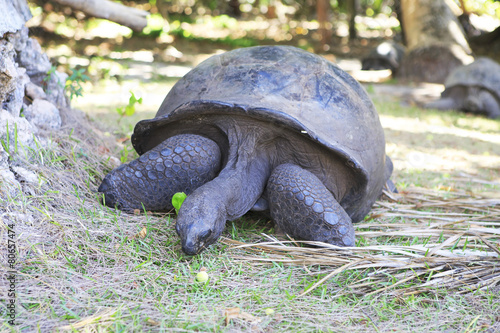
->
216;123;272;219
176;125;271;254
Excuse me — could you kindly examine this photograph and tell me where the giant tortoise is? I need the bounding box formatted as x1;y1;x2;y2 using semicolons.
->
98;45;393;255
361;41;405;75
425;57;500;118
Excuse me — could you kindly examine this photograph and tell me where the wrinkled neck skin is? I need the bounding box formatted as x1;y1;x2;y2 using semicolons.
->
176;119;271;255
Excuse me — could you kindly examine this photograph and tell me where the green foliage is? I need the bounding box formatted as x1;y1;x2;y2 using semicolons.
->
206;14;238;29
119;144;131;164
140;13;166;37
463;0;500;17
172;192;187;214
168;19;259;47
116;91;143;120
0;122;18;155
65;68;90;100
43;66;89;101
42;65;62;90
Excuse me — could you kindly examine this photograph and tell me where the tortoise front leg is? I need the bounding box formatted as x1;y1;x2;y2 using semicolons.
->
267;163;355;246
98;134;221;212
479;90;500;119
424;97;460;111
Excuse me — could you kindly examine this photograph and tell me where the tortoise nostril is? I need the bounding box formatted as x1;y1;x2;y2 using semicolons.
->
198;229;212;240
182;239;199;256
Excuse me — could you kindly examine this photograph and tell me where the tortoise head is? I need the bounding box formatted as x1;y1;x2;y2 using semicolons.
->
175;191;227;255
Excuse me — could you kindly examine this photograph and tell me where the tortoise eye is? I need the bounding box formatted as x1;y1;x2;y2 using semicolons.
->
198;229;212;240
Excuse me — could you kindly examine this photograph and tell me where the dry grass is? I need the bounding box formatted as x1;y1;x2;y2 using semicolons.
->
223;185;500;297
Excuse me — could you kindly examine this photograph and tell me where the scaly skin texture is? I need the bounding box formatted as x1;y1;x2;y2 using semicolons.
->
170;116;360;255
267;164;354;247
98;134;221;212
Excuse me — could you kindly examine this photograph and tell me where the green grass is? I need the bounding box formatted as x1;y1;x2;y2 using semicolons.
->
1;79;499;332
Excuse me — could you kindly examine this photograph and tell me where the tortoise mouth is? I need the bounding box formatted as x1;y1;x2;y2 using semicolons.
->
181;244;200;256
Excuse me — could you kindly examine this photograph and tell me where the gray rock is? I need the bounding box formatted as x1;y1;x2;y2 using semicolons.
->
44;70;69;109
0;0;32;36
24;99;62;130
12;166;38;184
5;67;29;117
0;51;18;104
25;82;47;100
0;108;37;149
18;38;52;77
7;26;29;52
0;144;20;198
5;27;69;110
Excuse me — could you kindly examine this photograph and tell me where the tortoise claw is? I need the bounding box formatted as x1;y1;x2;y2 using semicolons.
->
97;176;110;193
98;176;120;209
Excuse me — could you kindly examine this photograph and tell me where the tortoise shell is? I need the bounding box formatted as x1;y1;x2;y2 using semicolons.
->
444;57;500;98
132;45;390;222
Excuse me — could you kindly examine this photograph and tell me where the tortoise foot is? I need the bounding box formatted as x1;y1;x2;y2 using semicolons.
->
98;134;221;212
267;164;355;246
477;90;500;119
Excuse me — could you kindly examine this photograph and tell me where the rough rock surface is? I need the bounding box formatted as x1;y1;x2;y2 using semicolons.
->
0;109;37;148
0;4;69;199
0;144;20;198
24;99;62;130
25;81;47;100
0;0;32;36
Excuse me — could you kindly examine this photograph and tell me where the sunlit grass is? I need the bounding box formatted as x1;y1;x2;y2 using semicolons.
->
372;97;500;188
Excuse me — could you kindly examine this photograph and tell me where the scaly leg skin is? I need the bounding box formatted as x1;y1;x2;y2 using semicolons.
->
424;97;460;111
98;134;221;212
479;90;500;119
267;163;355;247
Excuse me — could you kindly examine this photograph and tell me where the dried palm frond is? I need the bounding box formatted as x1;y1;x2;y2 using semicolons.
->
222;185;500;296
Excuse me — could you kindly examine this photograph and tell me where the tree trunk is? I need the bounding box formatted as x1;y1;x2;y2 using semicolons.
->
397;0;474;83
401;0;469;51
346;0;358;40
393;0;406;46
50;0;149;32
469;26;500;63
316;0;331;49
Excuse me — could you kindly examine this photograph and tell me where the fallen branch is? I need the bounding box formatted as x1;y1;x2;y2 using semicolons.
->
51;0;148;32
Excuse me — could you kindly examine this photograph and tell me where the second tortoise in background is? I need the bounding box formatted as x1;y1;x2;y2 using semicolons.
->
425;57;500;119
361;41;406;76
